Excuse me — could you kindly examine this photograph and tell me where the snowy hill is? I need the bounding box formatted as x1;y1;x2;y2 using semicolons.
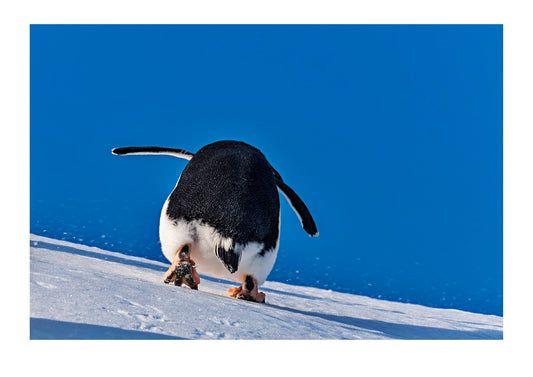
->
30;234;502;340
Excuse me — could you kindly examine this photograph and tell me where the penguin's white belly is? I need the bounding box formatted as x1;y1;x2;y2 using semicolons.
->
159;200;279;286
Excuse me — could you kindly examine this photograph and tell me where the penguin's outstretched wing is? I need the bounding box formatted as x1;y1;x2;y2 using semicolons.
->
112;146;194;160
273;170;319;237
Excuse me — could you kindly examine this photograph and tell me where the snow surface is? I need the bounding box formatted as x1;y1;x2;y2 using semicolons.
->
30;234;502;340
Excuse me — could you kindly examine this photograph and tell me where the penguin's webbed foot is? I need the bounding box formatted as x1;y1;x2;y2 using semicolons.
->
173;262;192;286
164;262;188;285
227;275;266;303
163;245;200;289
236;292;265;303
164;262;200;290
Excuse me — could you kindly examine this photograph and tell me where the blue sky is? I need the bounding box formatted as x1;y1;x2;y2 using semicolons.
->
30;25;502;315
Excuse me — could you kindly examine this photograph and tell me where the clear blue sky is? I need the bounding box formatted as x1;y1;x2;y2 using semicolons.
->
30;25;502;315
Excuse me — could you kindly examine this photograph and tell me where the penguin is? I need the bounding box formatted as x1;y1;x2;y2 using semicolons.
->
112;140;318;302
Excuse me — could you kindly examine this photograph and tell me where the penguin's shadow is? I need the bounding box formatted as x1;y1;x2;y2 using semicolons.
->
31;240;169;272
264;303;503;340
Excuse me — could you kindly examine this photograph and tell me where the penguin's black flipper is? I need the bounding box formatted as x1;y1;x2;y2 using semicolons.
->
112;146;194;160
215;245;240;274
275;178;319;237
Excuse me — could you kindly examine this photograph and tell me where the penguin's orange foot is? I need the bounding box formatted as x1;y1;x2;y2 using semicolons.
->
163;245;200;290
257;291;266;302
228;275;266;303
227;286;242;297
237;291;265;303
236;291;266;303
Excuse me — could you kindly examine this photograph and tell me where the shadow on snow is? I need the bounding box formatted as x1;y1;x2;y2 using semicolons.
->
30;317;185;340
266;304;502;340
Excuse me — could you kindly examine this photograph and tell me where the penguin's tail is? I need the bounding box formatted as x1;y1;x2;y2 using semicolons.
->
267;164;319;238
275;178;319;237
112;146;194;161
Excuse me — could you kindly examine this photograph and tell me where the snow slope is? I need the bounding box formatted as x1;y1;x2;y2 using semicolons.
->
30;234;502;340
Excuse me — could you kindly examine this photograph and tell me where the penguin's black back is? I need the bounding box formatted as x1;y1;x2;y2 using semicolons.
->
166;140;280;250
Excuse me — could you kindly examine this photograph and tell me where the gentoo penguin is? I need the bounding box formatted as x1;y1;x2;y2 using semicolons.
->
112;140;318;302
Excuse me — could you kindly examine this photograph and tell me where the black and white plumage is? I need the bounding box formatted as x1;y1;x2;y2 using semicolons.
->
112;140;317;286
